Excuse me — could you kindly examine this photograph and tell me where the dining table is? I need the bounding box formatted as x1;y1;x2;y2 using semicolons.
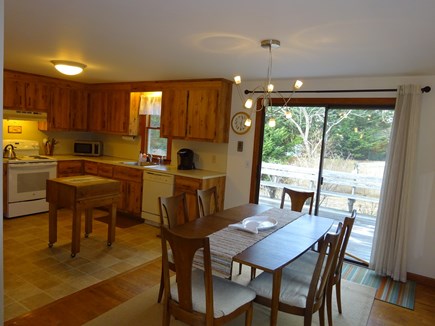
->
170;203;334;326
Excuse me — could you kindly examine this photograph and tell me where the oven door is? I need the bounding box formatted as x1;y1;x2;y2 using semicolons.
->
8;162;57;203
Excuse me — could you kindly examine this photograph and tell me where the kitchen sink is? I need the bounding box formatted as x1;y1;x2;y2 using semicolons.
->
119;161;158;166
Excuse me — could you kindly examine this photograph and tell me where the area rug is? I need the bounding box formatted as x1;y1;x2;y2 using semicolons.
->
342;262;416;310
85;275;375;326
95;213;144;229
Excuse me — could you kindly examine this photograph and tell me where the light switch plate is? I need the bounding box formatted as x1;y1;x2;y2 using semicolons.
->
237;141;244;152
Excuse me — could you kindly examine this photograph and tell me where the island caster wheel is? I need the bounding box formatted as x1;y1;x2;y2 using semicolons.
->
48;243;53;248
85;233;89;238
71;253;76;258
107;242;112;247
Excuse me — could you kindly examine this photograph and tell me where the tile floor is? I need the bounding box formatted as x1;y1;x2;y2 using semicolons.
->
3;209;161;321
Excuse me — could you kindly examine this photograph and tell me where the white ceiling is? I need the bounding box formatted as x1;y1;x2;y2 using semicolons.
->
5;0;435;84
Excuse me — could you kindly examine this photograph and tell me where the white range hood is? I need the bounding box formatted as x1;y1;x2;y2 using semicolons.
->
3;109;47;121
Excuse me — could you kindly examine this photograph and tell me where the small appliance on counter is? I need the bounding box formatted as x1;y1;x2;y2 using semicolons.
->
73;140;103;156
177;148;195;170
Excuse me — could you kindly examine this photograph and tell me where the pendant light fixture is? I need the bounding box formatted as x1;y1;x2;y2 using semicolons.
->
51;60;87;76
234;39;303;127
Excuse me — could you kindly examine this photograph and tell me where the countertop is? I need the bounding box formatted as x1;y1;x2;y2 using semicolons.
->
49;155;226;179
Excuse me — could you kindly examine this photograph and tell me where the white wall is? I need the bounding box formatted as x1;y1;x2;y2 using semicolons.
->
225;75;435;279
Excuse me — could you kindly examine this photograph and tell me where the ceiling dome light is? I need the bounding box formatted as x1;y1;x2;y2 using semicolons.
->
51;60;87;75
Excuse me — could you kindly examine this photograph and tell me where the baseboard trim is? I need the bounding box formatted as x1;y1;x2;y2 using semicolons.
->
408;272;435;287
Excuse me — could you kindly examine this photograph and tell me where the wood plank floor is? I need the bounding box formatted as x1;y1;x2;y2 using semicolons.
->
5;256;435;326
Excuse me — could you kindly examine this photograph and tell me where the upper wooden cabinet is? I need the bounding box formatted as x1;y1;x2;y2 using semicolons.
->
48;83;88;131
88;86;139;135
160;79;232;143
4;71;232;140
4;70;51;112
160;89;188;138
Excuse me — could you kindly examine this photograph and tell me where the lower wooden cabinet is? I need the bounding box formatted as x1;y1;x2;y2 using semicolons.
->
113;166;143;216
83;161;98;175
174;175;225;221
57;160;83;177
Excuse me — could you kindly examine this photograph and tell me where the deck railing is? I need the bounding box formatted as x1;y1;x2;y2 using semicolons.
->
260;162;383;213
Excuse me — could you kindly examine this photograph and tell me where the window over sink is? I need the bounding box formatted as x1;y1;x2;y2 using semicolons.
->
138;92;172;162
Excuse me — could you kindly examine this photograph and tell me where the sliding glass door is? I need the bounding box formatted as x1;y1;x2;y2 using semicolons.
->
256;100;394;263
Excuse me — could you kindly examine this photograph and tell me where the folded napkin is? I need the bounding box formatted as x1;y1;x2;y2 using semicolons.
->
228;220;260;234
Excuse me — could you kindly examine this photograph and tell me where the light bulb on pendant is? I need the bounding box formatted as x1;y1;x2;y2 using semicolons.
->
293;80;303;89
267;83;274;93
244;118;252;127
244;98;253;109
234;76;242;84
285;110;292;119
268;118;276;127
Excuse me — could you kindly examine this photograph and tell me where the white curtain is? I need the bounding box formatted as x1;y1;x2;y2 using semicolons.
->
370;84;422;282
139;93;162;115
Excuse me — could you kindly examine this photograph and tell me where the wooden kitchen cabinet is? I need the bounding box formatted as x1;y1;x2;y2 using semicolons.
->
160;89;188;138
57;160;83;177
48;83;88;131
83;161;98;175
4;70;51;112
160;79;232;143
98;163;114;178
174;175;226;221
113;166;143;216
88;86;139;135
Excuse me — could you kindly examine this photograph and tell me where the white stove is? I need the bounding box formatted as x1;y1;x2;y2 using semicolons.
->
3;139;56;163
3;139;57;218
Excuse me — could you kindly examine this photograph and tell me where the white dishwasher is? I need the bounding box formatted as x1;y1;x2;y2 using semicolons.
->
141;171;174;226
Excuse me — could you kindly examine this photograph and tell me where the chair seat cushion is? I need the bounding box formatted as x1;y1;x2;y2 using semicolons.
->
248;268;313;308
171;269;256;318
286;250;318;274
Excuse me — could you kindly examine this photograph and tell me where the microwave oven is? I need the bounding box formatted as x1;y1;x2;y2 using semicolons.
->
73;140;103;156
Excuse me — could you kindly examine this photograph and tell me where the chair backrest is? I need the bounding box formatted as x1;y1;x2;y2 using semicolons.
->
161;226;214;322
308;230;341;309
280;187;314;214
333;214;356;282
197;186;218;217
159;193;189;228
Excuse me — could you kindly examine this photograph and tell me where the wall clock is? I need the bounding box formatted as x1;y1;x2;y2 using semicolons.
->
231;112;251;135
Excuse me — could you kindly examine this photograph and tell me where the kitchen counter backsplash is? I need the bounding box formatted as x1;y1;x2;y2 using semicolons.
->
49;155;226;179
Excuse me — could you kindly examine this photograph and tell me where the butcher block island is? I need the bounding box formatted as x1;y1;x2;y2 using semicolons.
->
46;175;121;257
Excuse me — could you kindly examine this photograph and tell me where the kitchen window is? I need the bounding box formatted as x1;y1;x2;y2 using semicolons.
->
139;92;172;161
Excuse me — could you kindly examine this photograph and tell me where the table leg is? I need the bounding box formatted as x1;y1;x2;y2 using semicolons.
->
71;206;82;257
107;202;117;246
270;269;282;326
48;202;58;247
85;208;93;237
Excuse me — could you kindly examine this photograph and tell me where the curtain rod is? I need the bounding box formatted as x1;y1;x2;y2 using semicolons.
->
244;85;431;95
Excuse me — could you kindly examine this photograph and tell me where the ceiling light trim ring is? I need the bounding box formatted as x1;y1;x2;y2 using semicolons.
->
51;60;87;76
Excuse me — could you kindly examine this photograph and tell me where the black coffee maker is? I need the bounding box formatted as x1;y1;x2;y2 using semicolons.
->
177;148;195;170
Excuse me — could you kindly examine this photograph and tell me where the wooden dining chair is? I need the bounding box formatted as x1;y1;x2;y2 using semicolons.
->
285;214;356;326
157;192;189;303
161;226;256;326
196;186;218;217
280;187;314;214
248;230;341;326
